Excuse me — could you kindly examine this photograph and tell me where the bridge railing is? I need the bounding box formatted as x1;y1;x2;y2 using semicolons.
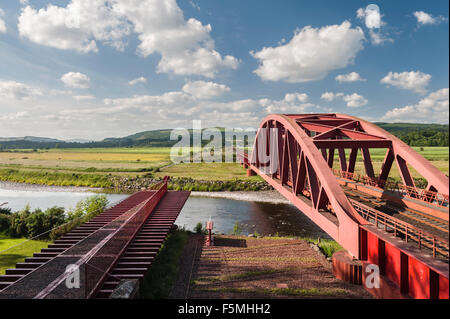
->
350;199;449;259
83;177;169;298
331;169;449;208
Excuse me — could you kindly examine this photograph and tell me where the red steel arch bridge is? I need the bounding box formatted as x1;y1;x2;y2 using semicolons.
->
237;113;448;299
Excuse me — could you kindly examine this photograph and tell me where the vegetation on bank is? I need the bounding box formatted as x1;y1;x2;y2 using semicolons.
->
0;195;109;275
0;195;108;240
140;229;190;299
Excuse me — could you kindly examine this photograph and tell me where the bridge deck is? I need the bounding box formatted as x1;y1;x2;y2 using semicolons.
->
341;185;448;240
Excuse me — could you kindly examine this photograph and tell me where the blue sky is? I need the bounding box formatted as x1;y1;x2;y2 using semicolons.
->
0;0;448;140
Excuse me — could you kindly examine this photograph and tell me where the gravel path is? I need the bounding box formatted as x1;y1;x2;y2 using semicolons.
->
173;235;372;299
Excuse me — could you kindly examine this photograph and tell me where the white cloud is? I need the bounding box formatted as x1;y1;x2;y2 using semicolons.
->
0;8;6;33
335;72;366;83
182;81;230;100
381;88;449;123
111;0;239;77
0;80;42;100
321;91;367;107
357;5;382;29
73;95;95;101
368;29;393;45
251;21;365;83
61;72;91;89
189;1;201;11
321;92;344;102
356;5;392;45
380;71;431;94
128;77;147;85
17;0;238;78
18;1;130;53
343;93;368;107
283;93;309;103
0;111;30;121
413;11;448;26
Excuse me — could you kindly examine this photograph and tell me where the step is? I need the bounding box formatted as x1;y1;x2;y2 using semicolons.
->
41;248;66;253
15;262;43;269
116;262;152;268
119;256;155;263
0;275;22;282
54;240;79;245
0;282;11;290
123;252;158;258
47;244;72;249
112;268;148;275
25;257;51;263
33;252;58;258
129;242;164;247
5;268;32;275
110;274;144;280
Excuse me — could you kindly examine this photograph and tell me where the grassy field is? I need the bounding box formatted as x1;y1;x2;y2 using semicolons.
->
0;146;447;188
0;234;50;275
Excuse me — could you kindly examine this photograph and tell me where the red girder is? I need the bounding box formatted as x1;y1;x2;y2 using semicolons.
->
238;113;449;299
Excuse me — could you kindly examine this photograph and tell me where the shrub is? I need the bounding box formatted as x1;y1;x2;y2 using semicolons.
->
194;222;204;234
232;222;241;235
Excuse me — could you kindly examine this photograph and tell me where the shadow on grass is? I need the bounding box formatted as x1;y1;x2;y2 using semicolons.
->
213;237;247;248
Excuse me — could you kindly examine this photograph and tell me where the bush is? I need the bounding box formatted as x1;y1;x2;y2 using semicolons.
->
50;195;108;240
194;222;204;234
232;222;241;235
0;214;11;233
0;207;12;215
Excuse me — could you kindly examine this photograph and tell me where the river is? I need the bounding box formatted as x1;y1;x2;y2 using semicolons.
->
0;181;329;239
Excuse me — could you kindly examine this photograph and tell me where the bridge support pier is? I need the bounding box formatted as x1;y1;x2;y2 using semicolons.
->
332;250;410;299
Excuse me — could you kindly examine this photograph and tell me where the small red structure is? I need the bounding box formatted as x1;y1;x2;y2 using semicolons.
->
205;218;214;246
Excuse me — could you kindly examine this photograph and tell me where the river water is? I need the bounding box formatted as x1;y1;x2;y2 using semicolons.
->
0;182;329;239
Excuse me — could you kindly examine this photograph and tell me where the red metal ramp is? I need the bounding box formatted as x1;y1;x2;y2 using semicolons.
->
0;184;190;299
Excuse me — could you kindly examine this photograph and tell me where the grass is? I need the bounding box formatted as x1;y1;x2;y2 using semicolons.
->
304;237;343;258
0;146;447;189
156;162;263;181
0;234;50;275
0;168;113;187
139;229;189;299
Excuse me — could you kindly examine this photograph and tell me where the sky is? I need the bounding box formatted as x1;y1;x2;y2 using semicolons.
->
0;0;448;140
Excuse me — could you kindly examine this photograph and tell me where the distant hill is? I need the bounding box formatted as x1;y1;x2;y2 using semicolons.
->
0;136;63;143
0;123;448;150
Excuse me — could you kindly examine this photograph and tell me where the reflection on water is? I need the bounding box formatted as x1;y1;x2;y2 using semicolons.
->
177;196;330;239
1;186;329;240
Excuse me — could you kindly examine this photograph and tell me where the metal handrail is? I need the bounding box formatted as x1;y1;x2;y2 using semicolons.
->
84;177;169;298
350;199;449;258
332;168;449;208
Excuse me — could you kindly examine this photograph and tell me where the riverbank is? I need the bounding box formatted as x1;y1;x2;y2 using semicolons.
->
0;180;99;193
0;180;288;205
191;191;290;204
